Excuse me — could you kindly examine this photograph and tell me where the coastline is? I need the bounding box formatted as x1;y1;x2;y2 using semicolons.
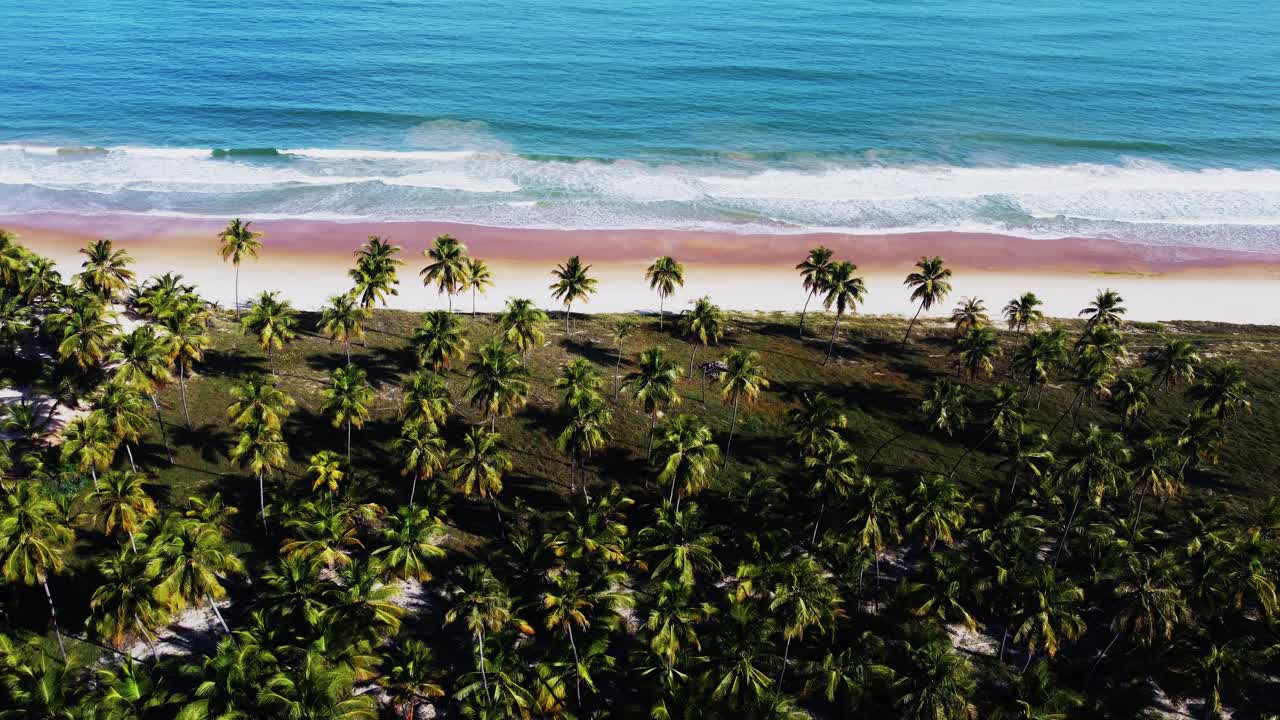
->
5;212;1279;324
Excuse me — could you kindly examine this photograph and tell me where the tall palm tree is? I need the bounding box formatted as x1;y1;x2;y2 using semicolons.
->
903;256;952;345
1000;422;1055;496
557;393;613;500
820;260;867;364
395;421;446;508
654;414;721;509
1003;292;1044;333
796;245;834;337
305;450;346;495
638;501;722;587
50;293;119;369
79;238;136;301
720;349;769;467
1111;368;1153;429
849;474;902;609
550;255;598;334
0;481;75;659
259;651;377;720
1011;329;1068;407
949;297;989;334
1146;338;1201;392
151;516;244;636
1188;362;1251;420
111;325;175;463
1053;424;1130;568
445;565;522;703
543;570;633;705
420;234;469;313
399;370;451;431
1087;551;1190;681
626;347;684;458
61;411;116;482
227;372;295;432
788;391;847;455
645;255;685;330
95;381;150;471
411;310;468;371
241;290;297;373
20;253;64;304
382;638;445;720
83;470;157;554
953;325;1002;380
1080;288;1126;330
609;317;637;400
499;297;548;360
449;427;512;528
371;505;446;584
350;235;402;310
804;436;859;545
217;219;263;318
681;295;725;379
921;378;971;437
904;550;982;630
464;256;493;318
158;296;211;429
1011;569;1086;669
319;293;369;365
896;640;978;720
466;338;531;430
88;548;165;658
229;418;289;532
771;555;841;689
321;364;373;463
907;474;970;551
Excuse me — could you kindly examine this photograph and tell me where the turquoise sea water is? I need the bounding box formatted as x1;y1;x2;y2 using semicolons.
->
2;0;1279;249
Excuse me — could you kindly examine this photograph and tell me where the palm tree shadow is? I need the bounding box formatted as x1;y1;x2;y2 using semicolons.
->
558;337;619;368
172;422;233;464
202;348;268;378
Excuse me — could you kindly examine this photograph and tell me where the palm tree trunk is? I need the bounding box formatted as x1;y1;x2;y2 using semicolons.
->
824;312;843;364
614;343;624;400
868;429;908;465
568;624;583;706
668;471;679;505
409;474;418;508
149;392;173;464
42;579;67;660
998;623;1010;663
1130;483;1149;541
658;294;665;330
874;555;881;613
472;287;477;318
134;611;159;659
688;343;697;377
1048;390;1083;438
902;302;925;346
179;364;192;429
234;262;240;319
777;635;793;688
798;290;814;337
128;529;138;554
447;293;453;314
1009;467;1021;496
258;472;268;534
345;341;351;366
1086;630;1123;686
478;628;491;701
492;498;503;530
125;443;136;472
810;499;825;546
723;395;741;470
564;302;571;335
949;427;995;478
1052;494;1083;570
206;593;232;635
346;419;352;464
268;346;275;375
1022;648;1034;673
647;412;657;459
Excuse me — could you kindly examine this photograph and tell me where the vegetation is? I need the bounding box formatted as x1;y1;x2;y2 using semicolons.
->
1;229;1278;719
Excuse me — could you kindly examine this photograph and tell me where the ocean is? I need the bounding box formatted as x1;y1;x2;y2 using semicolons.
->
2;0;1279;250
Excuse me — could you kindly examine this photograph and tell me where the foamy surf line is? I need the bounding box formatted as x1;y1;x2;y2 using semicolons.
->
2;143;1280;250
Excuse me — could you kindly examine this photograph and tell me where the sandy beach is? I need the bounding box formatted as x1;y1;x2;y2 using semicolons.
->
4;212;1279;325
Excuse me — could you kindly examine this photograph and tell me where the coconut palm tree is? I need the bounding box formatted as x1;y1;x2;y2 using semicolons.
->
788;392;847;455
111;325;175;463
382;638;445;720
953;325;1002;380
1087;551;1190;681
1111;368;1153;428
350;235;402;310
371;505;446;584
95;381;150;471
908;474;971;551
1080;288;1126;330
1011;569;1086;669
445;565;524;703
1129;434;1184;534
903;256;952;345
229;418;289;533
420;234;469;313
500;297;548;361
796;245;834;337
306;450;346;494
394;421;446;508
399;370;452;430
681;295;724;380
921;378;971;437
88;548;165;658
720;349;768;467
95;657;184;717
227;372;295;432
543;570;633;705
464;257;493;318
638;501;721;587
557;394;613;500
20;253;63;304
550;255;598;334
50;293;118;369
319;293;369;365
241;291;297;373
808;633;894;712
83;470;156;554
903;550;983;630
466;338;531;430
1146;338;1201;392
78;238;136;301
1000;423;1055;496
626;347;684;459
411;310;468;371
1003;292;1045;333
771;555;841;688
1011;329;1068;407
949;297;989;334
896;640;978;720
1188;362;1251;420
609;317;637;399
156;297;211;429
643;580;715;677
61;411;115;482
216;219;263;318
259;651;377;720
804;436;859;544
321;364;373;463
820;260;867;364
645;256;685;330
149;516;244;628
0;481;75;659
1053;425;1130;568
449;427;512;528
655;414;721;509
848;474;902;609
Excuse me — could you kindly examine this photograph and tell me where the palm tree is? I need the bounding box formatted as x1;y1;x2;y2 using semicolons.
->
1146;338;1201;391
681;295;725;381
466;338;531;430
51;293;119;369
953;325;1001;380
1087;551;1190;681
229;418;289;532
241;291;297;373
95;381;150;471
804;436;859;545
609;317;637;399
499;297;548;360
550;255;598;334
382;638;445;720
372;505;446;583
216;219;263;318
908;474;970;551
646;255;685;330
0;481;75;659
150;516;244;636
796;245;834;337
626;347;684;458
61;411;115;482
720;349;769;467
319;293;369;365
808;634;894;712
399;370;452;430
78;238;136;300
1011;569;1086;669
543;570;633;705
159;297;211;429
655;414;721;509
445;565;522;703
820;260;867;364
1011;329;1068;407
464;256;493;318
411;310;468;371
949;297;989;334
227;372;295;431
394;421;446;508
307;450;346;494
88;549;165;658
921;378;971;437
1111;368;1153;428
771;555;841;689
638;501;722;587
1129;434;1183;534
1188;362;1251;420
1053;425;1130;568
903;256;952;345
788;392;847;455
111;325;175;463
420;234;469;312
449;427;512;527
260;651;377;720
321;364;373;463
904;550;982;630
896;640;978;720
1000;423;1055;496
1003;292;1044;333
350;235;402;310
96;658;184;718
84;470;157;553
1080;288;1126;330
643;580;715;676
20;253;64;304
848;474;902;609
557;394;613;500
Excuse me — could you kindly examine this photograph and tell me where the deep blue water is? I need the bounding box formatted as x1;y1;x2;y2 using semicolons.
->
2;0;1279;248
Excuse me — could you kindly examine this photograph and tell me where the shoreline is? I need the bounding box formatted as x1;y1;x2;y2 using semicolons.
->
4;212;1279;325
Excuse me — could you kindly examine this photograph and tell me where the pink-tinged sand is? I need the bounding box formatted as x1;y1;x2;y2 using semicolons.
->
3;213;1279;324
